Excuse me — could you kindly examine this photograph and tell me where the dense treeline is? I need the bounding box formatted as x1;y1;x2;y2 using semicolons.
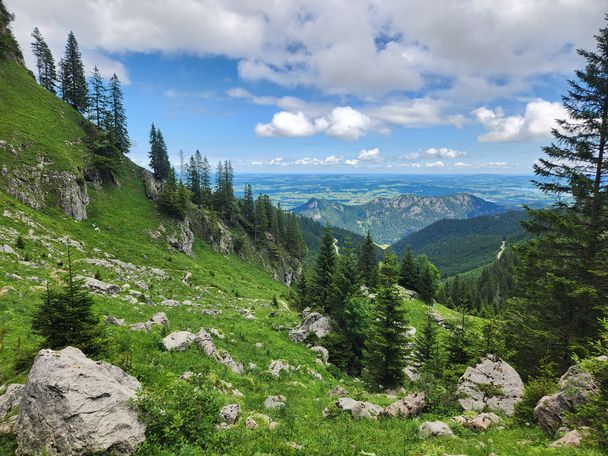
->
391;211;529;277
29;27;130;175
147;124;307;261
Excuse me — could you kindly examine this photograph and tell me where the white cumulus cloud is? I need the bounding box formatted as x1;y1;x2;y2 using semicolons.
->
357;148;382;161
473;99;567;142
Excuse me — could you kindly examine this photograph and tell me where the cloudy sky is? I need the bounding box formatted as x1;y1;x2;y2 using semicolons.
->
6;0;606;173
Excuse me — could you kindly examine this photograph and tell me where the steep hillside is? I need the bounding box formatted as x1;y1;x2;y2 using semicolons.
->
391;211;529;277
294;194;505;245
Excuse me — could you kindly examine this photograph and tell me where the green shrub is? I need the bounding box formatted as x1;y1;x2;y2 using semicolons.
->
514;374;557;424
136;377;223;450
15;235;25;249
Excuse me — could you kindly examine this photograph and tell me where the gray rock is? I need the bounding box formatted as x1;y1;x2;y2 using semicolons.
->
166;219;194;256
289;311;331;343
134;280;149;291
162;331;195;351
457;354;524;416
161;299;181;307
219;404;240;425
263;395;286;410
311;346;329;365
194;329;243;374
5;272;22;280
268;360;290;378
58;173;89;221
105;315;125;326
534;357;605;435
0;384;24;421
453;412;503;432
16;347;145;455
0;244;17;255
141;170;161;200
79;277;120;295
383;392;426;418
419;421;454;438
549;429;585;448
328;386;349;397
129;312;169;332
336;397;383;419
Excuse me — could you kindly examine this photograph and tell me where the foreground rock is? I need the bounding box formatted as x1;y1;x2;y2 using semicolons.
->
549;429;587;448
383;392;426;418
457;354;524;416
162;331;195;351
219;404;240;426
129;312;169;332
79;277;120;295
534;357;605;435
0;384;24;432
288;310;331;343
195;329;244;374
336;397;383;420
452;412;503;432
17;347;145;455
419;421;454;438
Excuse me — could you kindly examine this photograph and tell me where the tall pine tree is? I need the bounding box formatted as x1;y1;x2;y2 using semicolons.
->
314;226;337;313
88;66;107;128
358;231;378;289
363;250;409;390
107;73;130;153
31;27;56;93
59;31;88;112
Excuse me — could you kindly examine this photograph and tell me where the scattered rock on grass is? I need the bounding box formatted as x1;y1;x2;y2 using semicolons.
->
219;404;241;425
419;421;454;438
336;398;383;420
162;331;195;351
268;360;290;378
263;395;286;410
383;392;426;418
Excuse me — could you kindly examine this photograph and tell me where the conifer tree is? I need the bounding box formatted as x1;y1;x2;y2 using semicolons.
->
200;156;212;205
358;231;378;289
276;203;285;242
59;31;88;112
417;258;440;303
363;250;409;390
88;66;107;128
399;246;417;291
313;226;337;313
32;250;102;354
107;74;130;153
149;125;170;180
254;195;268;241
507;17;608;376
242;184;255;227
188;153;203;205
328;238;360;325
415;308;442;376
286;213;306;259
31;27;56;93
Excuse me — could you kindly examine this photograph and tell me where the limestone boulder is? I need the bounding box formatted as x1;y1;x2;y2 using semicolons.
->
288;311;331;343
194;329;243;374
219;404;240;425
79;277;120;295
534;357;605;435
268;360;290;378
336;397;383;420
419;421;454;438
457;354;524;416
162;331;195;351
383;392;426;418
16;347;145;455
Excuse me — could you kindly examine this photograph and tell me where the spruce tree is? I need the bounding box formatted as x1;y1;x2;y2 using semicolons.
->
399;246;417;290
242;184;255;227
201;156;212;206
328;238;360;325
31;27;56;93
417;258;440;303
415;308;442;376
363;250;409;390
507;17;608;376
189;153;202;205
254;195;268;241
88;66;107;128
314;226;337;313
358;231;378;289
286;213;306;259
32;250;102;354
107;73;130;153
59;31;88;112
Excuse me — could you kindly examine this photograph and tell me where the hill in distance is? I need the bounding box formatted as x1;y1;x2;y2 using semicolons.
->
390;210;529;277
294;193;505;245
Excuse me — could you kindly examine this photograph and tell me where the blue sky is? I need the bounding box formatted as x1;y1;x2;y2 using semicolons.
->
7;0;606;173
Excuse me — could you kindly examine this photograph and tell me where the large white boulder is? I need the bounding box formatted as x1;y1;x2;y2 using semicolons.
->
457;354;524;416
419;421;454;438
162;331;195;351
289;311;331;343
16;347;145;455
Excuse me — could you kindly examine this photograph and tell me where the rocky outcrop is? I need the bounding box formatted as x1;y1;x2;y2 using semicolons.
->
452;412;503;432
336;398;383;419
268;360;290;378
311;346;329;365
383;392;426;418
419;421;454;438
289;311;331;343
534;357;605;435
141;170;161;200
162;331;195;351
457;354;524;416
166;218;194;256
79;276;120;295
194;329;243;374
16;347;145;455
129;312;169;332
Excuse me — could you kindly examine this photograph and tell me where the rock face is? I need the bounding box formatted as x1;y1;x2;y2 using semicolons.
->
194;329;244;374
141;170;161;200
268;360;290;378
17;347;145;455
457;354;524;416
419;421;454;438
0;384;24;424
534;358;604;435
166;219;194;256
79;277;121;295
383;392;426;418
162;331;195;351
219;404;240;426
288;311;331;343
336;397;383;420
58;173;89;221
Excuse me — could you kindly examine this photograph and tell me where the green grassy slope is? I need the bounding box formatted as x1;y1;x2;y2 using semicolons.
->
391;211;529;277
0;54;601;455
